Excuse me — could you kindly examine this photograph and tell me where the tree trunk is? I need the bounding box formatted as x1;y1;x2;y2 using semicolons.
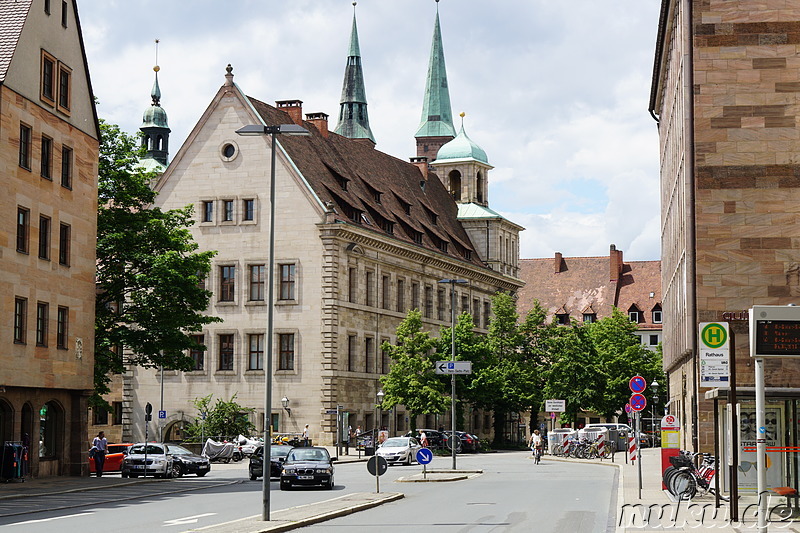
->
492;411;506;447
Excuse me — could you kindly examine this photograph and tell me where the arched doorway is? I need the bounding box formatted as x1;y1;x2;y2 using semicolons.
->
164;420;188;443
38;401;64;459
0;399;13;447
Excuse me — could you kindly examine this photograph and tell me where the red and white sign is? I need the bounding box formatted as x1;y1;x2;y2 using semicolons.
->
661;414;679;429
628;434;637;463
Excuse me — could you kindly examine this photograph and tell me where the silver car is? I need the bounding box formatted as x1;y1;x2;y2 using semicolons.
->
121;443;174;478
376;437;422;465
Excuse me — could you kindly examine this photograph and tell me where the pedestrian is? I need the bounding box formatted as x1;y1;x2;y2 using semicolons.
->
91;431;108;477
420;430;429;448
344;425;351;455
529;429;543;464
303;424;310;447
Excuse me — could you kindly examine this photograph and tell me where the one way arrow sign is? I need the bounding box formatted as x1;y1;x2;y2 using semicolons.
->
434;361;472;375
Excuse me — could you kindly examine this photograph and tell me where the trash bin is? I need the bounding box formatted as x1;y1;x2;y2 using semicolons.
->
364;446;375;456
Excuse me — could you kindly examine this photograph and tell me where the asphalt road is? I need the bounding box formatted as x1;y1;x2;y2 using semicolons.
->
0;452;617;532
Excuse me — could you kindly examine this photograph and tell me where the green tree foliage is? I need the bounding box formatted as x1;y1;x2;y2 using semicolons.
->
94;121;219;406
379;310;448;430
518;300;557;429
587;308;666;419
184;394;255;441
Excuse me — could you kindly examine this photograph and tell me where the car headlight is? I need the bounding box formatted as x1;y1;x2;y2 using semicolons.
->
316;468;332;474
282;467;295;474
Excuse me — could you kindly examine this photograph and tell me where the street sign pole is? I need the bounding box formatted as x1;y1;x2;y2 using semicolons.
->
450;283;457;471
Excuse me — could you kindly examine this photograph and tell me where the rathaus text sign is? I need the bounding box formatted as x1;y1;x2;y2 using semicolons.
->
750;305;800;358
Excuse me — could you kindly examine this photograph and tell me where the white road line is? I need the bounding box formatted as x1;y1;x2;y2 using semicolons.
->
7;511;94;526
164;513;216;526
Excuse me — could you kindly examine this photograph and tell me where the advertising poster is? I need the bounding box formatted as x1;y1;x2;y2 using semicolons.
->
738;404;784;491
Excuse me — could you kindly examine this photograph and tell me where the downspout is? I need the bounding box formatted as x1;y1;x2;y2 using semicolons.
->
684;0;700;452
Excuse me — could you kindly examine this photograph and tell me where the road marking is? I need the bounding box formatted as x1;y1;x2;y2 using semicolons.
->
164;513;216;526
8;512;94;526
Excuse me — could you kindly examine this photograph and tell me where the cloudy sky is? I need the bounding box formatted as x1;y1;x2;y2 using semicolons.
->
78;0;662;261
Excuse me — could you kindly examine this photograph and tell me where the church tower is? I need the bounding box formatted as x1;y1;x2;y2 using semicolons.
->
140;42;170;172
333;2;375;144
414;0;455;162
432;113;492;206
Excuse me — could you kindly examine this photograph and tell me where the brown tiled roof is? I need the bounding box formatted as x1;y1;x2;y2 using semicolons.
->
248;97;485;268
517;249;661;328
0;0;31;83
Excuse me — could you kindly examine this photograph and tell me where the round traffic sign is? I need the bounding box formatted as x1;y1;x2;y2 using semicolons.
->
630;393;647;412
367;455;388;476
550;412;556;420
629;376;647;393
624;403;632;414
416;448;433;465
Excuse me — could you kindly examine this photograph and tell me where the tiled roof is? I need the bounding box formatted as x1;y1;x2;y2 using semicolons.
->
0;0;32;83
248;97;485;269
517;250;661;328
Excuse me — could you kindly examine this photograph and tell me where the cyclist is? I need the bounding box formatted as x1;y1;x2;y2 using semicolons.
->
529;429;543;464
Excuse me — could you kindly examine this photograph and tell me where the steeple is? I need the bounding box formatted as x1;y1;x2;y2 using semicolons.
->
140;39;170;171
414;0;455;162
333;2;375;144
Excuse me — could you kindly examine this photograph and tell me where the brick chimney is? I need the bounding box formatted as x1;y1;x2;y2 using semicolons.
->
305;112;328;138
609;244;623;282
276;100;303;125
410;156;428;180
554;252;563;273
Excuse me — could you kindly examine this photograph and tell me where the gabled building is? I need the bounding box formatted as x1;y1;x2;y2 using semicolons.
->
517;245;662;349
126;6;523;445
0;0;100;476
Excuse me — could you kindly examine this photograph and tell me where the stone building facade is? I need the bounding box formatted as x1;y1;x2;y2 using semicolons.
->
651;0;800;452
0;0;99;476
125;8;523;446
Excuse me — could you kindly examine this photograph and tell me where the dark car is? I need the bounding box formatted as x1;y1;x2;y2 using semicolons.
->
249;444;293;480
165;444;211;477
279;446;336;490
442;430;478;453
406;429;444;449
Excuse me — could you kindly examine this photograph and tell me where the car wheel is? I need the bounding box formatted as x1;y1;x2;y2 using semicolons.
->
121;471;129;478
250;472;257;481
197;471;207;477
327;477;334;490
171;463;183;478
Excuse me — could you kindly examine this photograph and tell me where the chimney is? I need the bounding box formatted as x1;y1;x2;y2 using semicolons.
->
554;252;563;273
410;156;428;180
275;100;303;125
305;112;329;138
609;244;623;282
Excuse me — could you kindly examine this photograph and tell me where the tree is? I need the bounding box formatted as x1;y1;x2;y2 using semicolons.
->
518;300;557;432
586;308;666;419
379;310;448;430
183;394;255;442
94;121;219;407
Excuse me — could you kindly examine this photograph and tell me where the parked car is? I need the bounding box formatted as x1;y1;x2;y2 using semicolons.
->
441;431;478;453
279;446;336;490
121;443;174;478
405;429;444;449
165;444;211;477
249;444;293;480
89;443;132;473
376;437;422;465
584;423;632;434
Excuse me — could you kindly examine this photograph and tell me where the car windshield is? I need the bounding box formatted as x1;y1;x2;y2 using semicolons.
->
271;446;292;458
382;438;408;448
166;445;193;455
129;444;165;455
286;448;330;462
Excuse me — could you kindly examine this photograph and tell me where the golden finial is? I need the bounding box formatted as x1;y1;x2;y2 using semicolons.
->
154;38;160;72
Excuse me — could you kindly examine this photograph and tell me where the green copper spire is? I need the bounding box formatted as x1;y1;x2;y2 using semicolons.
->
415;3;455;139
334;2;375;143
140;40;170;170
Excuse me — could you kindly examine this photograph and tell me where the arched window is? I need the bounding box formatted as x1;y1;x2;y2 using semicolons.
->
38;401;63;459
164;420;188;443
476;171;484;203
155;135;163;150
142;135;150;150
448;170;462;201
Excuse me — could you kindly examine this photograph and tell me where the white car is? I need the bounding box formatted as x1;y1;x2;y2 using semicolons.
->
121;443;175;478
376;437;422;465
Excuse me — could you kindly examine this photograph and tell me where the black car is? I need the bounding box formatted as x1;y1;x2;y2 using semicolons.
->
279;446;336;490
249;444;293;480
165;444;211;477
441;431;479;453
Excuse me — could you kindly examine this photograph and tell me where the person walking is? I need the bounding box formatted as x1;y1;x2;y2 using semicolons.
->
91;431;108;477
302;424;310;447
420;430;429;448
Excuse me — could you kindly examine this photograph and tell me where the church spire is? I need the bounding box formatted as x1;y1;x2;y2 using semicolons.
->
334;2;375;144
414;0;455;161
140;39;170;171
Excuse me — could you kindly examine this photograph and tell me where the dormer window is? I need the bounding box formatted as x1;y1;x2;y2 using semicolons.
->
583;313;596;324
374;191;381;204
556;313;570;325
652;304;662;324
628;305;642;323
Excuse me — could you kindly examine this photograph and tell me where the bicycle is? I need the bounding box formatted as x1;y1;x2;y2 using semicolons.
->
532;445;543;464
667;452;729;501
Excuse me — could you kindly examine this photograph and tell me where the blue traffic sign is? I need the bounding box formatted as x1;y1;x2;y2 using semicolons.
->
416;448;433;465
158;410;166;419
629;376;647;394
630;393;647;412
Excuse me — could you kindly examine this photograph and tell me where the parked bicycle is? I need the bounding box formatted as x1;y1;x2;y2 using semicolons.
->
664;451;728;501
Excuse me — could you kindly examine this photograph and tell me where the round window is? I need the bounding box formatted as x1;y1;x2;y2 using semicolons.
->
219;142;239;162
223;144;236;158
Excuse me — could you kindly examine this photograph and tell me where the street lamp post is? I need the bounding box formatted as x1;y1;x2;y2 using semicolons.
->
651;381;659;444
376;389;384;435
438;278;468;470
236;123;310;522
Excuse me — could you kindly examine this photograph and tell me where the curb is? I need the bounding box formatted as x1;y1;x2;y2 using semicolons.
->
0;477;166;501
188;492;404;533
